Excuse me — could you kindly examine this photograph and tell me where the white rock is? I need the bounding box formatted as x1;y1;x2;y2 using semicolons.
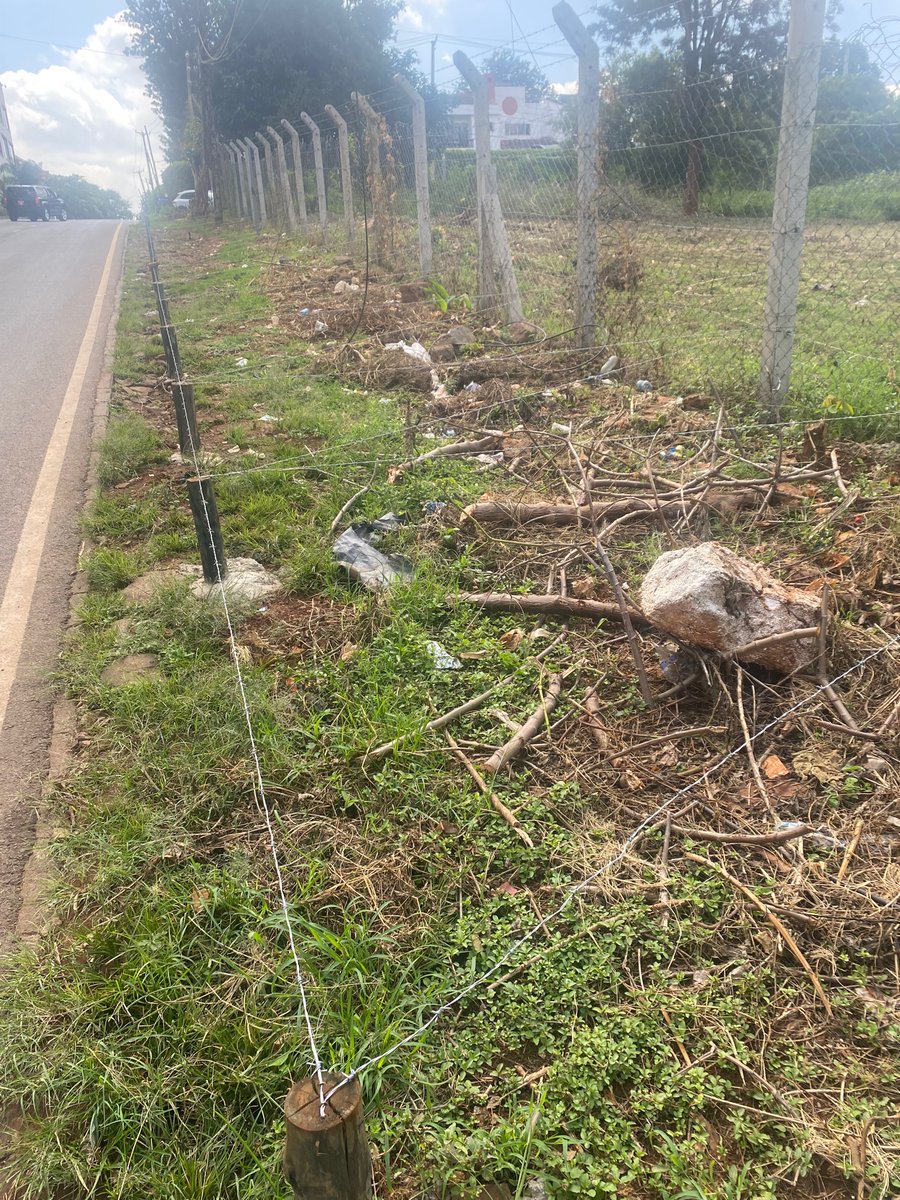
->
190;557;283;602
639;542;819;672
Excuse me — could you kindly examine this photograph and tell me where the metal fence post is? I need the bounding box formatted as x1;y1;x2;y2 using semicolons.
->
393;75;433;277
324;105;356;251
300;112;328;242
554;2;600;348
281;120;310;231
759;0;827;409
267;125;298;231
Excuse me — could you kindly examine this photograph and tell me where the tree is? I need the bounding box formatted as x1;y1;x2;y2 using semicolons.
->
591;0;791;212
12;159;131;218
480;48;551;102
127;0;406;169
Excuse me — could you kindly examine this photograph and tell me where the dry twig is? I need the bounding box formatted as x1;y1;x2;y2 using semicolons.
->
483;674;563;773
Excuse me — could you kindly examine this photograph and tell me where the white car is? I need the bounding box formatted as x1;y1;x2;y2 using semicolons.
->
171;189;214;210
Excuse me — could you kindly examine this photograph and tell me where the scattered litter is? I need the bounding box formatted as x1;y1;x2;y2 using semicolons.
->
660;445;684;460
241;263;248;268
314;320;328;334
551;421;572;436
599;354;619;376
332;513;413;592
635;379;654;392
169;451;185;465
378;397;393;405
475;451;504;466
762;754;790;780
235;357;249;367
463;381;481;393
384;340;432;365
426;641;462;670
298;307;310;316
257;413;279;422
423;501;448;515
333;280;360;294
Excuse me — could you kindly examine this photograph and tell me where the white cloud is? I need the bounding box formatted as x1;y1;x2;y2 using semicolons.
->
552;80;578;96
399;6;425;31
0;14;162;209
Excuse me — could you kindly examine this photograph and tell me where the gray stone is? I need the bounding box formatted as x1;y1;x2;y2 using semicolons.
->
429;333;459;363
503;320;543;345
122;563;202;603
190;557;283;602
101;653;161;686
448;325;475;347
639;542;820;673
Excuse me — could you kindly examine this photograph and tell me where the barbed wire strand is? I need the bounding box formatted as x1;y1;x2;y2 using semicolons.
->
321;631;900;1105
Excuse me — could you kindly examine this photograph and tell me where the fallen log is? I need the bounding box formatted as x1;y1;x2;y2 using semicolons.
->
454;591;651;629
390;434;503;480
460;490;787;529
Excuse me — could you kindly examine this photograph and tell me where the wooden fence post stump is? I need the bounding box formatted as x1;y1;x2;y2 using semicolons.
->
284;1074;372;1200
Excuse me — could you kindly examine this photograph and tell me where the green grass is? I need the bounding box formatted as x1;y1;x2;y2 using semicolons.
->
97;411;165;487
1;219;897;1200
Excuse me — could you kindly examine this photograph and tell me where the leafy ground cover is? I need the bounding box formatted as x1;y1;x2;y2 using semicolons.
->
0;218;898;1200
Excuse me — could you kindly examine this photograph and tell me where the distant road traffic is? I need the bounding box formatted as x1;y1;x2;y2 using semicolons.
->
0;218;124;949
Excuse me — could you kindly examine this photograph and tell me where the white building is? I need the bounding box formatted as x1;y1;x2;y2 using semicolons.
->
449;81;563;150
0;83;15;170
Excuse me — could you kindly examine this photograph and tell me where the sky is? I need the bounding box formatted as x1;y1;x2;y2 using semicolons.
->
0;0;895;208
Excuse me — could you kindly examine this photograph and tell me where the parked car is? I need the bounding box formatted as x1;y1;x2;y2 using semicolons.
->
171;189;214;210
4;184;68;222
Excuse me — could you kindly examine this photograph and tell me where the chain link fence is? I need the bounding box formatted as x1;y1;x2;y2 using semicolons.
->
222;14;898;415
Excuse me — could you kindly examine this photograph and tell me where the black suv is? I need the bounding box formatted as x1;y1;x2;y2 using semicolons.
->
4;185;68;222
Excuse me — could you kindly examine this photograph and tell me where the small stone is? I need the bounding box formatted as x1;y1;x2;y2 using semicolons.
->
396;281;427;303
503;320;542;345
447;325;475;347
190;557;283;602
429;333;459;363
101;653;161;686
639;542;819;673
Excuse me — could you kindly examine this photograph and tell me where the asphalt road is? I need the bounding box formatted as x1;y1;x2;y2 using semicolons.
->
0;218;124;950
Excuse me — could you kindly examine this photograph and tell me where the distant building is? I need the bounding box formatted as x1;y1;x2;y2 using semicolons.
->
449;79;563;150
0;83;15;170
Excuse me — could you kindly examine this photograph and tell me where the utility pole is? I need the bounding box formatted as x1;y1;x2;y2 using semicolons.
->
430;36;438;88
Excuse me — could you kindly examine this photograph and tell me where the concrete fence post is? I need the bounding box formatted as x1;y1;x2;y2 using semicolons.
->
351;92;395;267
553;1;600;348
759;0;827;409
267;125;298;231
393;75;433;277
281;120;310;231
226;143;245;219
238;138;261;228
256;132;279;223
324;105;355;251
300;112;328;242
453;51;523;323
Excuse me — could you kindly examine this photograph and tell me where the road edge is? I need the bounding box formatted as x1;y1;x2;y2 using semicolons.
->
15;222;129;944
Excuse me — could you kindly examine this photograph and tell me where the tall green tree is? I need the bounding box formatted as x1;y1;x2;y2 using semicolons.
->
127;0;406;164
480;48;552;101
591;0;791;212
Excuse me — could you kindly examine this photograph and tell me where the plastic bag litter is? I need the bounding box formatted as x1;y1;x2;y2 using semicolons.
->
383;340;432;364
332;513;413;592
426;641;462;670
635;379;654;392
